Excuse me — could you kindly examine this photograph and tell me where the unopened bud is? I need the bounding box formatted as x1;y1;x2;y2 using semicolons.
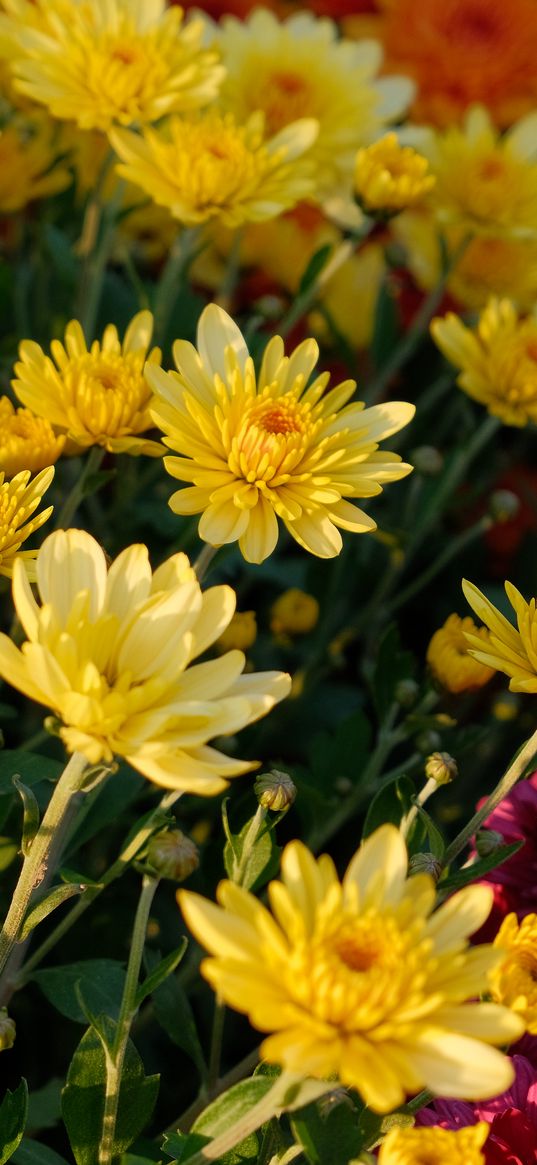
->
425;751;458;786
147;830;199;882
409;853;442;880
395;678;419;708
216;611;257;654
270;589;319;636
0;1009;15;1052
489;489;520;524
475;828;504;858
411;446;444;476
44;715;62;737
415;730;442;754
492;693;519;722
255;769;296;811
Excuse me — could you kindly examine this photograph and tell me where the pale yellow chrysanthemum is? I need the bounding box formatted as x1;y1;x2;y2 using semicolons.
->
392;213;537;312
0;0;224;132
490;913;537;1033
410;105;537;239
463;578;537;693
0;113;71;212
0;467;54;580
12;311;163;457
208;9;413;196
0;528;290;791
147;305;415;564
426;613;495;694
354;132;435;216
179;824;522;1112
110;112;318;229
0;397;65;477
378;1122;489;1165
432;297;537;428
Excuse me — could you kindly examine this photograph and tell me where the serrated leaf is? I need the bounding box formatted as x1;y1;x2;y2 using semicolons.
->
0;1080;28;1165
62;1021;159;1165
20;882;85;941
152;973;207;1082
13;776;40;857
362;776;416;838
135;940;187;1008
439;841;524;894
32;959;126;1023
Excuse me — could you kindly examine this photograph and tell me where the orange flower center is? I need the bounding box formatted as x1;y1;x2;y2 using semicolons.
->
259;404;303;435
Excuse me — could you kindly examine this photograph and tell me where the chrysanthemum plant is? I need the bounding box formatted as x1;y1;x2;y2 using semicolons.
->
1;4;537;1164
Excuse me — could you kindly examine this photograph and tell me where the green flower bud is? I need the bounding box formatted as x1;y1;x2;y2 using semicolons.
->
489;489;520;524
475;829;504;858
395;678;420;708
409;853;442;880
425;751;458;786
411;446;444;476
255;770;296;811
147;830;199;882
0;1009;15;1052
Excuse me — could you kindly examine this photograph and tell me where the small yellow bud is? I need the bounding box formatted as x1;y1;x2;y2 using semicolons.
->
147;830;200;882
492;693;519;722
255;769;296;811
270;589;319;637
354;133;435;218
216;611;257;654
424;751;458;786
0;1009;16;1052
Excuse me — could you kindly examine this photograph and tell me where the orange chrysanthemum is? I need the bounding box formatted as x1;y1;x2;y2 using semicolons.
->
364;0;537;128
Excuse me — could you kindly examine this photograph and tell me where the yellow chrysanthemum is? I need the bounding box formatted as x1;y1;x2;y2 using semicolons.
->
354;132;435;216
412;106;537;239
208;9;413;196
110;112;318;229
426;613;495;694
0;467;54;580
490;913;537;1032
0;397;64;477
0;529;290;791
12;311;162;457
179;824;521;1112
270;589;319;637
0;0;224;132
432;297;537;428
147;305;415;564
463;578;537;693
0;113;71;212
392;213;537;312
378;1122;489;1165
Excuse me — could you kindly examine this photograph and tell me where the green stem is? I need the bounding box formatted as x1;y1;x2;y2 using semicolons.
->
207;998;226;1093
76;151;121;339
400;776;439;840
193;543;218;581
0;751;88;983
364;233;471;403
99;875;159;1165
442;725;537;869
386;515;492;616
153;228;202;347
55;446;105;529
279;238;357;339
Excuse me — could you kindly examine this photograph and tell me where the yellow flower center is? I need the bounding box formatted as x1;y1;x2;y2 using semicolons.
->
251;69;313;136
61;351;151;441
255;399;304;436
226;390;315;486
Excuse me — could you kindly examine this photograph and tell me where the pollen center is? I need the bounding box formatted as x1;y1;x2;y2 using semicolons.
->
335;934;382;972
259;405;303;435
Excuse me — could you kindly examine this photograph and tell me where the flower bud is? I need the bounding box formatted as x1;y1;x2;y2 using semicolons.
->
489;489;520;524
216;611;257;654
425;751;458;786
492;693;519;722
411;445;444;476
475;829;504;858
255;769;296;811
270;589;319;636
395;678;419;708
409;853;442;880
147;830;199;882
0;1009;15;1052
415;730;442;755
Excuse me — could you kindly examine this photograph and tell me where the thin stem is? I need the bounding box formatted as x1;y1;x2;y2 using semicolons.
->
214;227;244;313
75;151;121;339
400;776;439;840
443;725;537;869
193;543;218;581
0;751;89;983
386;515;492;616
54;446;105;530
153;228;202;346
207;998;226;1093
99;875;159;1165
16;790;180;988
279;239;356;339
364;233;471;403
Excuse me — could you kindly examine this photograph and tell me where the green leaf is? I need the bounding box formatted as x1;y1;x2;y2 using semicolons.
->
370;276;401;373
165;1079;273;1165
0;836;18;872
27;1081;62;1134
62;1022;159;1165
412;805;445;861
298;244;332;297
162;1133;210;1163
291;1098;362;1165
12;776;40;857
152;975;206;1082
223;815;279;892
362;776;416;838
372;625;416;722
13;1141;69;1165
439;841;524;894
20;882;85;941
0;752;62;796
0;1080;28;1165
32;959;127;1023
135;940;187;1008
